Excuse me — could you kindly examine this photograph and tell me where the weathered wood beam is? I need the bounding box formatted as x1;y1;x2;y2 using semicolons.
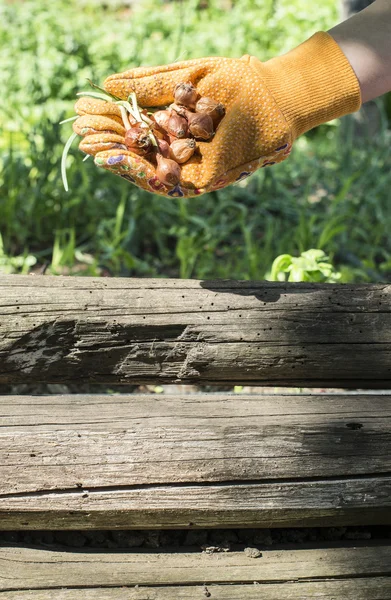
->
1;394;390;529
1;544;390;592
0;276;390;387
2;580;389;599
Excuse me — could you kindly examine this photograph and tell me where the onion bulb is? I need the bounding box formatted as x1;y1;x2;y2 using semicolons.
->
156;154;181;186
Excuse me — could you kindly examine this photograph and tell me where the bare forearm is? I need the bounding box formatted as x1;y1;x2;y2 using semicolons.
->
329;0;391;102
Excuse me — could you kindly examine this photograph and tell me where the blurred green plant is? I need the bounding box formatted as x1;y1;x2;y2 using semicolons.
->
268;249;341;282
0;0;390;283
0;233;36;274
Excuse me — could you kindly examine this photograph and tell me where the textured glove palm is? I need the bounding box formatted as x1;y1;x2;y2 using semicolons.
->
73;32;361;197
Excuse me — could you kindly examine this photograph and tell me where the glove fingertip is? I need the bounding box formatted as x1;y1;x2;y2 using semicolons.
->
104;71;140;100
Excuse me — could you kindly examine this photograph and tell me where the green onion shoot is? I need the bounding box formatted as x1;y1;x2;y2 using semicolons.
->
61;131;78;192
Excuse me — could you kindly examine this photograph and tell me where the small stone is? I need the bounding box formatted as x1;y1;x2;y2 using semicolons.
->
344;530;372;540
0;532;20;543
271;530;283;543
55;531;86;548
209;530;238;544
110;531;145;548
160;531;184;546
144;531;160;548
41;532;54;545
322;527;347;541
47;384;70;394
126;533;145;548
284;529;307;543
184;530;208;546
201;545;228;554
84;531;107;545
244;547;262;559
111;531;132;547
253;529;273;546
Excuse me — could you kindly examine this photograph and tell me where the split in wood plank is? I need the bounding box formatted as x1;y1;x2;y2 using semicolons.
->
1;580;390;599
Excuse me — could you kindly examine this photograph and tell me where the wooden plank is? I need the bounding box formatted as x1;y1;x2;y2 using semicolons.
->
0;544;390;592
1;579;390;599
2;394;390;487
2;478;390;529
0;276;390;387
1;394;390;529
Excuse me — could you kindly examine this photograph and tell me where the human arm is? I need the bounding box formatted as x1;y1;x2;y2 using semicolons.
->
74;4;391;196
73;33;362;197
329;0;391;103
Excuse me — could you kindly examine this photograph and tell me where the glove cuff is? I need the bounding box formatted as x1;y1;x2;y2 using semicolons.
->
256;32;362;139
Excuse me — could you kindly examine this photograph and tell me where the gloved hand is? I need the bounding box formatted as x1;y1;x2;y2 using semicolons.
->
73;32;361;197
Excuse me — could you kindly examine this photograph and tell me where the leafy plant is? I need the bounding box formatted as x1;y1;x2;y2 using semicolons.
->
268;249;341;283
0;0;389;283
0;233;37;275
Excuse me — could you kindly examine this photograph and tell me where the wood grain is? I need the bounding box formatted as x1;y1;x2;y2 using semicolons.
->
1;276;390;387
1;544;390;591
1;394;390;529
1;579;390;600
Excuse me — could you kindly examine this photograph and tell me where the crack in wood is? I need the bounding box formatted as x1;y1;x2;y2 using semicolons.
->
1;473;390;499
2;574;391;593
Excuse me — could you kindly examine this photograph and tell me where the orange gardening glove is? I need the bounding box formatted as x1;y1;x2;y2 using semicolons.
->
73;32;361;198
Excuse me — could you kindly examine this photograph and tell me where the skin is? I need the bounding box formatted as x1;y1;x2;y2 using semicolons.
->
329;0;391;102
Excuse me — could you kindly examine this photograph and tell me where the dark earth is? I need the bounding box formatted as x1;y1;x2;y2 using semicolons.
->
2;526;390;552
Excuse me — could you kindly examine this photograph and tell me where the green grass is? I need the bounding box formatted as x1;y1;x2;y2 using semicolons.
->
1;0;390;282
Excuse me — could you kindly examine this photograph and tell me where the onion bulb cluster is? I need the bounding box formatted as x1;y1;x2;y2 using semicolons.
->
123;82;225;187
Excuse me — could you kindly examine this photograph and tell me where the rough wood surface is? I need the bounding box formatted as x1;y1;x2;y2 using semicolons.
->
2;579;390;599
1;544;390;592
1;394;390;529
0;276;390;387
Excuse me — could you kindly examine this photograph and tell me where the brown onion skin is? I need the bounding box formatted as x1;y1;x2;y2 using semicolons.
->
195;97;225;127
157;138;171;158
153;110;171;131
124;127;153;155
166;110;188;138
156;154;181;186
173;82;198;110
126;112;139;127
169;103;188;117
167;133;180;145
151;126;166;140
169;138;196;164
186;112;214;140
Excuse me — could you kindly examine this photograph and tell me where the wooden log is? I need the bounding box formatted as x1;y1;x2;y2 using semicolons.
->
1;394;390;529
0;276;390;387
2;580;390;600
1;544;390;593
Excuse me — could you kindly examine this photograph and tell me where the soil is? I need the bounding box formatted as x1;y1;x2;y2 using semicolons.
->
1;526;390;551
